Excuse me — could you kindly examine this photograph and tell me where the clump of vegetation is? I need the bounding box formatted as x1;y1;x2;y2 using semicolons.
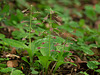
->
0;0;100;75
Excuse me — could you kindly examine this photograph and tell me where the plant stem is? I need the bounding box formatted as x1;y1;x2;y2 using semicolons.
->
29;5;32;50
29;5;32;65
49;8;52;56
11;68;14;75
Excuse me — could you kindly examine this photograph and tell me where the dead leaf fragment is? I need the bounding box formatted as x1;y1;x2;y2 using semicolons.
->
7;60;18;67
6;54;20;59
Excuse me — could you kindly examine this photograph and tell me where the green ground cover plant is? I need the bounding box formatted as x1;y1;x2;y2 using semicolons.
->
0;0;100;75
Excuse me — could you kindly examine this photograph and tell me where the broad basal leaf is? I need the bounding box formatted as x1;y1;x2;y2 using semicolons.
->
38;56;52;71
2;38;27;48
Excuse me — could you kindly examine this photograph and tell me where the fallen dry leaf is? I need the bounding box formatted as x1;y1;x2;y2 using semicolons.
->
6;54;20;59
7;60;18;67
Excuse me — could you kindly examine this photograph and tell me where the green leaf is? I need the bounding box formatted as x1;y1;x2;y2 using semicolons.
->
95;4;100;13
90;61;100;65
84;5;97;21
0;34;5;39
2;38;28;48
39;42;50;56
85;26;93;32
30;67;38;74
95;69;100;73
53;61;65;73
30;41;39;53
0;58;9;61
10;70;24;75
81;46;94;55
80;71;89;75
16;9;24;21
72;31;84;37
79;19;85;27
38;56;52;71
53;36;65;43
10;14;19;23
0;64;6;68
0;67;13;73
87;61;99;69
21;57;30;65
89;44;98;48
24;48;33;60
12;30;28;39
35;37;55;56
16;0;29;8
66;62;77;66
73;9;82;17
1;5;9;13
57;25;74;33
69;21;79;28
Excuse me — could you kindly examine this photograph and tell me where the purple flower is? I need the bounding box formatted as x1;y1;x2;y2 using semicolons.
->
37;47;41;49
50;28;53;31
54;43;59;46
69;43;73;45
52;36;56;39
44;16;48;20
42;42;45;44
21;21;28;23
69;51;74;53
22;38;26;40
64;50;66;52
65;44;69;47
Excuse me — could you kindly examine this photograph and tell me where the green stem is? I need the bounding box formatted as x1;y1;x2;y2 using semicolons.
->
49;8;52;56
29;5;32;50
29;5;32;65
